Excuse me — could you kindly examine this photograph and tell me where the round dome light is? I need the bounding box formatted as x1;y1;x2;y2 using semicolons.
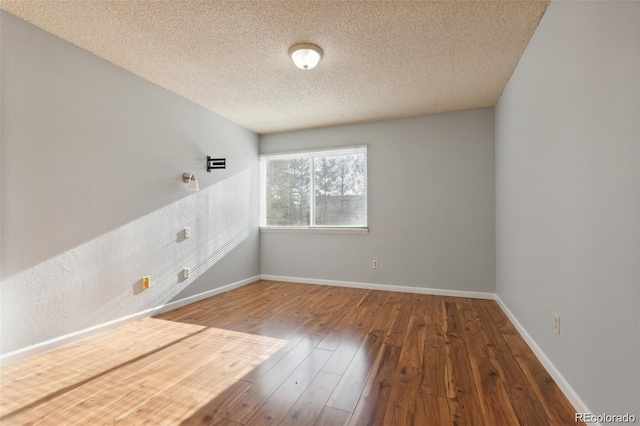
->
289;43;323;70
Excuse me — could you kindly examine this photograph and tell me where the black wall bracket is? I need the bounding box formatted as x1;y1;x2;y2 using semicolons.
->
207;156;226;172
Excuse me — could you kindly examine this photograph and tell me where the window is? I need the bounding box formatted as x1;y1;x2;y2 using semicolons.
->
260;145;367;231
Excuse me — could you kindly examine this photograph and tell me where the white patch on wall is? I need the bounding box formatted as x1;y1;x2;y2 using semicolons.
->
1;169;252;354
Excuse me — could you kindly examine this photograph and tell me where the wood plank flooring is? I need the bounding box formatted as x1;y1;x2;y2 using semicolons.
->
0;280;581;425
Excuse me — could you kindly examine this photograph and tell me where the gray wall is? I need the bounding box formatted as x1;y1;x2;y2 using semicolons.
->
495;0;639;416
261;109;495;293
0;12;260;354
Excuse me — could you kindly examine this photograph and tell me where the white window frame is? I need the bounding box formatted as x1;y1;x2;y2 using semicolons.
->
260;145;368;234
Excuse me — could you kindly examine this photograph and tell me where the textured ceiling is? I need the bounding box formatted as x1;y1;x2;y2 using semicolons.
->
0;1;549;134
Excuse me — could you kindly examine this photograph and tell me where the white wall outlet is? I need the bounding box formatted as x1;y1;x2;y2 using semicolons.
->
554;313;560;334
372;260;379;269
183;267;190;279
184;227;191;239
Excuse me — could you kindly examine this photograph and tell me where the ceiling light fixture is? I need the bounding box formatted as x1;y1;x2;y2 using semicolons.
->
289;43;323;70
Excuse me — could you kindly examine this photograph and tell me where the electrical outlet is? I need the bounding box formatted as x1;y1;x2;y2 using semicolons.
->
183;267;190;279
184;227;191;239
554;313;560;335
142;276;150;289
372;260;379;269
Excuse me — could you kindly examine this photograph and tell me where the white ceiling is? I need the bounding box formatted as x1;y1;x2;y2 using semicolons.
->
0;1;549;134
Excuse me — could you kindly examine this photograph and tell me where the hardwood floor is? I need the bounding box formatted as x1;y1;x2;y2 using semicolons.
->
0;280;581;425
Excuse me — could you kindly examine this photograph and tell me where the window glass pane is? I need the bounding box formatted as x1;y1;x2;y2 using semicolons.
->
260;145;367;229
265;157;310;226
314;153;366;226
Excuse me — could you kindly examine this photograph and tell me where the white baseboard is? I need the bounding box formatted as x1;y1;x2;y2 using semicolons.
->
0;275;261;366
155;275;260;315
494;295;593;417
260;274;495;300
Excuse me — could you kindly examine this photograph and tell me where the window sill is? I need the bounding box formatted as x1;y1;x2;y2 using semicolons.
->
260;226;369;234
